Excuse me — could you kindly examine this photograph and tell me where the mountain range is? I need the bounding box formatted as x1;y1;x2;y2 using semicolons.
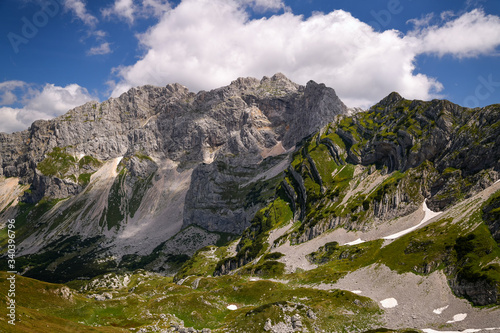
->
0;74;499;332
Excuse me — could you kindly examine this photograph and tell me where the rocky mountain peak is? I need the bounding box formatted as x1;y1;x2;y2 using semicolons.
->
375;91;404;109
165;82;190;94
261;72;300;90
228;76;261;90
0;74;348;270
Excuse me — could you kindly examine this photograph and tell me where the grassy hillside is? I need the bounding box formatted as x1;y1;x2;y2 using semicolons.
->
0;271;387;332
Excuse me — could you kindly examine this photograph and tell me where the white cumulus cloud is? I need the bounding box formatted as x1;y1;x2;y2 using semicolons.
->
63;0;98;26
101;0;172;24
102;0;171;22
0;107;27;134
141;0;171;17
109;1;500;108
102;0;137;23
0;81;26;105
0;83;95;133
88;42;112;55
409;9;500;58
407;13;435;28
240;0;285;12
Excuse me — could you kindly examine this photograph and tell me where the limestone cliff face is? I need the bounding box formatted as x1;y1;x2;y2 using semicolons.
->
1;73;346;202
0;73;347;281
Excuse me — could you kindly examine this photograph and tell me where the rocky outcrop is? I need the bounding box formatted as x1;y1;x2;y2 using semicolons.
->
320;137;345;166
287;166;307;222
449;277;499;306
483;191;500;243
336;97;500;211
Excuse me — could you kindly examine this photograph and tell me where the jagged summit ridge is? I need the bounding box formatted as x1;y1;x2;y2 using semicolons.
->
1;73;346;179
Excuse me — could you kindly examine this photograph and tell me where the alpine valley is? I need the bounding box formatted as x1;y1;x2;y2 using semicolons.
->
1;74;499;333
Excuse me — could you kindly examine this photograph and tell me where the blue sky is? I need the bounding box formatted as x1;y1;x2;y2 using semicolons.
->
1;0;500;133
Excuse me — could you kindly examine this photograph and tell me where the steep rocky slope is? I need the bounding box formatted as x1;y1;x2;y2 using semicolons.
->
214;94;500;309
0;74;347;281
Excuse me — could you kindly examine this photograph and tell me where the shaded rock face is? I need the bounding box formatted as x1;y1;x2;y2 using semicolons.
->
182;154;289;234
449;277;499;306
483;192;500;244
179;75;346;234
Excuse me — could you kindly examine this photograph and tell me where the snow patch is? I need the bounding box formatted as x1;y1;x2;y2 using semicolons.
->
433;305;449;314
350;290;362;294
227;304;238;310
383;199;441;240
380;298;398;308
446;313;467;323
345;238;365;246
249;278;258;281
421;199;442;223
